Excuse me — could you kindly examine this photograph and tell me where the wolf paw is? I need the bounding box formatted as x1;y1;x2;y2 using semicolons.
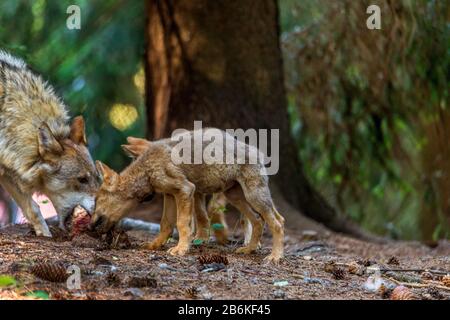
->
263;253;283;265
167;245;189;256
141;241;164;251
235;246;256;254
35;228;52;238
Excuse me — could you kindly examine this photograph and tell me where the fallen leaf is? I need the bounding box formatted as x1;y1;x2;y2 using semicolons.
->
192;239;204;246
124;288;144;299
301;230;318;241
200;263;226;272
441;274;450;287
211;223;225;230
364;273;385;292
26;290;49;300
127;274;157;288
0;275;17;287
273;289;286;298
216;206;227;213
274;280;289;287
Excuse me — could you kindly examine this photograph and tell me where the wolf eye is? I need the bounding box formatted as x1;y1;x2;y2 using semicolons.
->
77;176;89;184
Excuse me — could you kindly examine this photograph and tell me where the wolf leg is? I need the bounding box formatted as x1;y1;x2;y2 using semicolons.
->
239;179;284;264
193;193;209;242
0;178;51;237
242;216;253;246
224;185;263;254
207;193;229;244
143;194;176;250
167;182;195;256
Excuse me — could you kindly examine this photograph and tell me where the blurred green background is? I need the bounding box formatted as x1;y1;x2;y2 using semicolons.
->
0;0;146;172
0;0;448;240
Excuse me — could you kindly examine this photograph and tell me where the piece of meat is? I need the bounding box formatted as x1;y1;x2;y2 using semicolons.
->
69;205;91;238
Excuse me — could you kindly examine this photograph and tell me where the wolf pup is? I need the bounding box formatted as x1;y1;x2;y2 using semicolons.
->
121;137;252;246
0;51;99;236
91;129;285;263
120;137;229;244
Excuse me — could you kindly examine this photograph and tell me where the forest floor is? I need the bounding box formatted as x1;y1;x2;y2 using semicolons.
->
0;210;449;300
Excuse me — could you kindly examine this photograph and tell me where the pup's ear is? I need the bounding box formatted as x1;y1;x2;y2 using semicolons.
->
95;160;118;186
121;137;151;159
70;116;87;145
121;144;148;159
126;136;151;146
38;123;63;160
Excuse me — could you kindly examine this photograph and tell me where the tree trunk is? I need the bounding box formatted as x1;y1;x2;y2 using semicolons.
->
145;0;379;240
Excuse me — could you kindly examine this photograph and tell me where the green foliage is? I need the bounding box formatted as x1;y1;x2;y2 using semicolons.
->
216;206;227;214
26;290;50;300
280;0;449;239
0;275;17;287
211;223;225;231
0;0;146;171
192;239;204;246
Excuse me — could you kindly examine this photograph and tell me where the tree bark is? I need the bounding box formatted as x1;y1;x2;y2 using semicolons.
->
145;0;379;240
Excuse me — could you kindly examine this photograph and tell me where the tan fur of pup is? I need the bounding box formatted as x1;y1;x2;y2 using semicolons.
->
122;138;255;247
120;137;231;245
91;129;285;263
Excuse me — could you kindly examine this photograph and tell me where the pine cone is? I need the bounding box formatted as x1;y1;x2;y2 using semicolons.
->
421;271;434;280
324;261;336;273
30;262;69;283
426;287;444;300
185;287;199;299
331;267;346;280
348;261;365;276
441;275;450;287
323;261;346;279
378;284;393;299
127;274;157;288
106;272;121;287
390;286;415;300
198;254;229;266
358;259;375;267
387;256;400;265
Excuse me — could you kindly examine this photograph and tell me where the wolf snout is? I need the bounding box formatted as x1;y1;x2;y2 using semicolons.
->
80;197;96;215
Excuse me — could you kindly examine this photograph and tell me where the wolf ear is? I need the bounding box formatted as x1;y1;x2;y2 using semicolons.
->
95;160;118;186
38;123;63;159
122;137;151;159
121;144;147;159
70;116;87;145
126;136;151;147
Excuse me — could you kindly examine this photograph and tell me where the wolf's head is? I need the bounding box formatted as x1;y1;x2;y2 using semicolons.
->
38;116;100;225
89;160;146;234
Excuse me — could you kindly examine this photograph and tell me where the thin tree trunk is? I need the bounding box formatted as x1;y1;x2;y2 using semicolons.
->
145;0;379;240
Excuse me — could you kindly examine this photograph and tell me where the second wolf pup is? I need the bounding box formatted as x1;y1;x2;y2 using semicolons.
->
90;128;285;263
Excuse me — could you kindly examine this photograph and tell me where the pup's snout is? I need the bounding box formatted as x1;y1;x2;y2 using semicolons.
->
89;215;104;232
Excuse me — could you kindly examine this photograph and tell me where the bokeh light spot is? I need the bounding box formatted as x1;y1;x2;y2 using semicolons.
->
109;103;138;131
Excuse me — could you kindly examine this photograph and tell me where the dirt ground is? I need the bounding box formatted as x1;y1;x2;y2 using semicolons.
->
0;207;449;300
